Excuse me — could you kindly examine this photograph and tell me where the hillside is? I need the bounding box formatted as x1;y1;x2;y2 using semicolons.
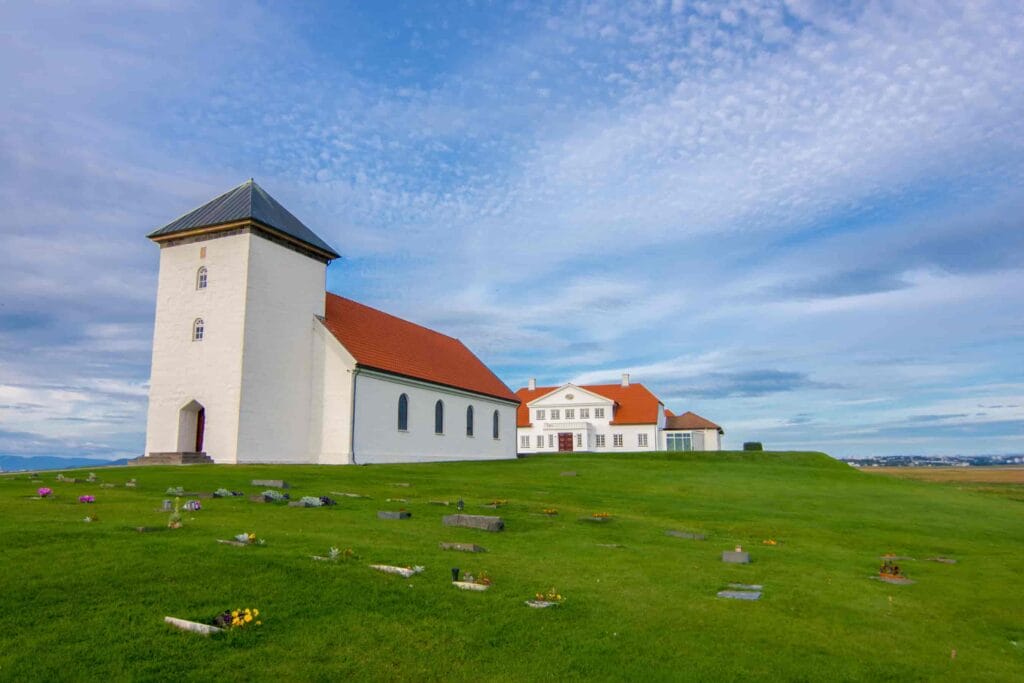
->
2;452;1022;680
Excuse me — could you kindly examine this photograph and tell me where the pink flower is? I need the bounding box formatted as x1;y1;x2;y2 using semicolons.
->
37;487;52;498
79;494;95;504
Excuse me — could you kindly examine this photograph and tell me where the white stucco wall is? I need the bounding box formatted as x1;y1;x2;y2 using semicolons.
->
144;233;250;462
309;321;356;464
235;233;326;463
353;370;517;464
661;428;722;451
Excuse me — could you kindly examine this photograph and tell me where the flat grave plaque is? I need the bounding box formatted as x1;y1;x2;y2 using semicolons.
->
252;479;289;488
378;510;412;520
164;616;221;635
439;542;487;553
442;514;504;532
666;530;706;540
717;590;761;600
722;550;750;564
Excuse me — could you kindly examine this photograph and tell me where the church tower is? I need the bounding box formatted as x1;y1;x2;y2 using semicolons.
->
142;180;340;463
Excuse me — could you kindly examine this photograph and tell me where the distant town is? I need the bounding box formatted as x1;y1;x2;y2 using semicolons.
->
844;454;1024;468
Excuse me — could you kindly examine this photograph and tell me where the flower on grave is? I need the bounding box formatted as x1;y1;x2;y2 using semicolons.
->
262;490;286;502
213;488;232;498
37;487;53;498
299;496;323;507
214;607;262;629
591;512;610;518
183;500;201;511
489;499;508;506
534;588;564;603
78;494;95;504
166;486;185;496
475;570;492;586
319;496;337;506
543;508;558;515
83;515;98;523
763;539;778;545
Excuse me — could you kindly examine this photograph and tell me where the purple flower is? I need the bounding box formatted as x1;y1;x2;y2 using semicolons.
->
79;494;95;504
38;487;52;498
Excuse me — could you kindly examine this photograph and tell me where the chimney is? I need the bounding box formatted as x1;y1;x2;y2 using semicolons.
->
528;378;536;391
621;372;630;387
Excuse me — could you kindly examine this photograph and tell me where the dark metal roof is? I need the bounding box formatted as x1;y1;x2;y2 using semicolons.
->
147;180;340;259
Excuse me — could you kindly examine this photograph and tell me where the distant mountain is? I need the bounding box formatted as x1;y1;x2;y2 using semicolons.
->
0;455;131;472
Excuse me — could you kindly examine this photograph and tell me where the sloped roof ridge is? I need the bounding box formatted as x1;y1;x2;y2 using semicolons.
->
329;293;461;343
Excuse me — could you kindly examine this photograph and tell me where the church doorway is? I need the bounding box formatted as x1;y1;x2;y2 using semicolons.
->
177;400;206;453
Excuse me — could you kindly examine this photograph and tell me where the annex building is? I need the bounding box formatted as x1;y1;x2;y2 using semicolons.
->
515;374;723;454
140;180;519;465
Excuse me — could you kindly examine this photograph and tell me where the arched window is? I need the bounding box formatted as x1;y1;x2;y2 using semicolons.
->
466;405;474;436
192;318;204;341
434;400;444;435
492;410;500;439
397;394;409;431
196;266;208;290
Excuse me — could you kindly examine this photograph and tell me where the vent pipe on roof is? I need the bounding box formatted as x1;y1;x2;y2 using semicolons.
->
621;372;630;387
528;378;536;391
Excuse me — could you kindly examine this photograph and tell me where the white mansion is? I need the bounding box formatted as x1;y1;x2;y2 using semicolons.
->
515;375;723;454
140;180;519;465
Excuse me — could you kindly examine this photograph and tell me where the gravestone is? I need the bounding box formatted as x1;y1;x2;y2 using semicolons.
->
722;550;750;564
717;590;761;600
378;510;412;520
164;616;222;635
927;557;957;564
287;501;306;508
392;482;411;487
560;471;577;477
161;500;173;512
252;479;289;488
442;514;504;532
248;494;266;503
666;530;705;540
453;581;488;591
439;542;487;553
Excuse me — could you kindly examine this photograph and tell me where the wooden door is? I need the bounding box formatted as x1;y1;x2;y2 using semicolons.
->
195;408;205;452
558;432;573;452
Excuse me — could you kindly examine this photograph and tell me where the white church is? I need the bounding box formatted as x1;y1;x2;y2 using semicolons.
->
139;180;520;465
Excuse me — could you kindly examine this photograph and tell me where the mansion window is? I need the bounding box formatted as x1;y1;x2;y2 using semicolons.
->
520;435;530;449
536;409;545;420
565;408;575;419
594;407;605;418
435;400;444;435
667;432;693;452
397;394;409;431
580;408;589;419
576;433;582;447
536;435;544;448
192;318;204;341
196;266;208;289
595;434;606;447
547;434;554;448
613;434;623;447
466;405;474;437
492;410;500;439
550;409;560;420
638;433;648;447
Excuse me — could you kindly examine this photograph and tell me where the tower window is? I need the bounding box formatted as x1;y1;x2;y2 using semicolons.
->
466;405;474;436
192;318;204;341
492;410;500;439
197;266;208;290
397;393;409;431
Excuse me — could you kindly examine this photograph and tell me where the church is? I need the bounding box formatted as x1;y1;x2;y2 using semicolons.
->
140;180;519;465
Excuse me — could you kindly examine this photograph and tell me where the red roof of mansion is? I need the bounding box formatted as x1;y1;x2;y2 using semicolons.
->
322;293;518;403
664;411;723;433
515;383;663;427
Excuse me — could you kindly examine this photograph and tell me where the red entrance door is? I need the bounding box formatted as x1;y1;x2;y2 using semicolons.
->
195;408;205;452
558;432;574;452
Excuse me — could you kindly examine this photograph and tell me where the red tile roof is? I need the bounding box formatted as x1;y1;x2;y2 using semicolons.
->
321;293;518;403
514;383;664;427
665;411;723;433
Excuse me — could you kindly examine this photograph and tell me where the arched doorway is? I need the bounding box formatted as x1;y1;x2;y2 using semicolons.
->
177;400;206;453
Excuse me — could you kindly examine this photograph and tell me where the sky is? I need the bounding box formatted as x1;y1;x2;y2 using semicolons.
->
1;0;1022;460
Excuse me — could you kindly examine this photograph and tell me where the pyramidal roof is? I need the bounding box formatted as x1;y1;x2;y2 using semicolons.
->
148;179;339;259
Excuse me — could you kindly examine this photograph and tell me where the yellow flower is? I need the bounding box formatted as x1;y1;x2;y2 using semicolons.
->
253;609;259;616
244;614;252;623
256;621;262;626
232;610;239;617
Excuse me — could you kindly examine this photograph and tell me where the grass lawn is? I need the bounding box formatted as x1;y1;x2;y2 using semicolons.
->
2;451;1022;680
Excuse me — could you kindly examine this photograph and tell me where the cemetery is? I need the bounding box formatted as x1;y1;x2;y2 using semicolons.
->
1;450;1022;679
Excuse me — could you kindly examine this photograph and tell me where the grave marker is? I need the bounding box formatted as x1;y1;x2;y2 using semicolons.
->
717;590;761;600
378;510;412;520
252;479;289;488
666;530;705;540
722;549;750;564
164;616;221;635
439;542;487;553
442;514;504;532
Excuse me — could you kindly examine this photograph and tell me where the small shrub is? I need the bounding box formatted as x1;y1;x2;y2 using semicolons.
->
743;442;764;451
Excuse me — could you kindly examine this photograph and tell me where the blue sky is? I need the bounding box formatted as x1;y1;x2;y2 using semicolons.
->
1;0;1022;460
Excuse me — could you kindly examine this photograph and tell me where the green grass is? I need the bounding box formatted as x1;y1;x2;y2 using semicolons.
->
2;451;1022;681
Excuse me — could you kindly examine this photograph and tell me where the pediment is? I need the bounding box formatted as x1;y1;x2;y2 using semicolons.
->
528;383;614;407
